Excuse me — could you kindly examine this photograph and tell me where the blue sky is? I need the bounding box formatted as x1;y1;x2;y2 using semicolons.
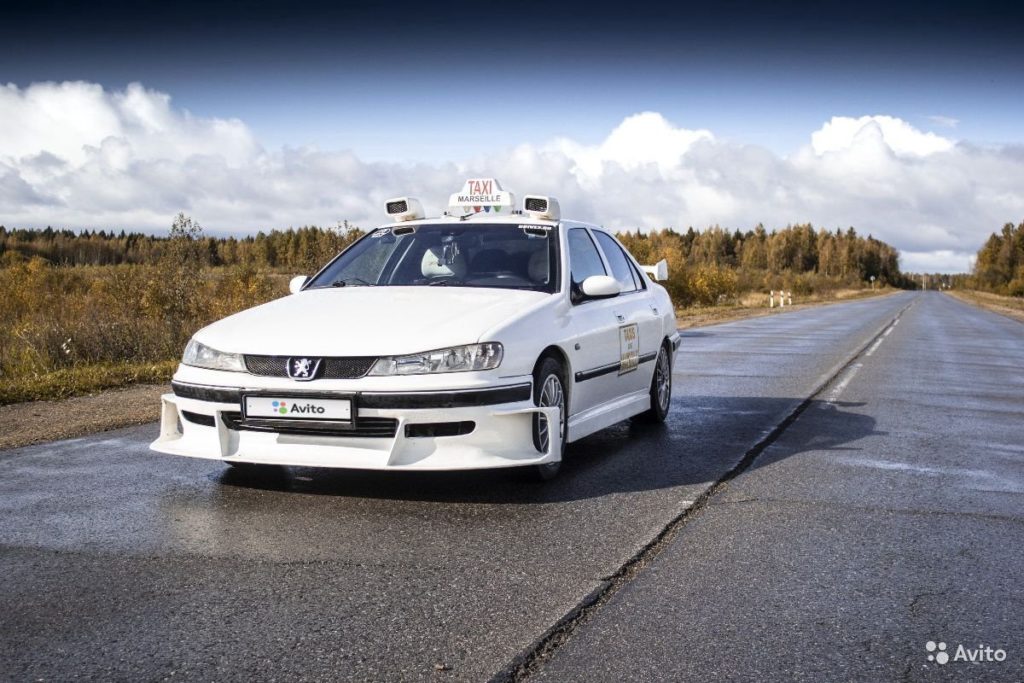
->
4;0;1022;159
2;0;1023;271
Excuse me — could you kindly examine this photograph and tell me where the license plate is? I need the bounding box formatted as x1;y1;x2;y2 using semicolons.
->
244;396;352;421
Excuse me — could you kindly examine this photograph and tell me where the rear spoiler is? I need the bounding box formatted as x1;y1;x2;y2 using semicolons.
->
640;259;668;281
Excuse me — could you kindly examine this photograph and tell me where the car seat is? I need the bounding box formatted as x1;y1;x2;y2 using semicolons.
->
528;248;549;284
421;247;467;279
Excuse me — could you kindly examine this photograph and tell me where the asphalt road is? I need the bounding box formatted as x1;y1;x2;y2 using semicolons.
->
1;291;1021;681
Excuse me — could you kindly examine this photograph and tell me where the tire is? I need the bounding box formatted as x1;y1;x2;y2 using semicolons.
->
637;342;672;423
531;356;568;481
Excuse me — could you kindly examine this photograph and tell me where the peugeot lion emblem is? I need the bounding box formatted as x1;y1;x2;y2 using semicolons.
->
287;357;322;381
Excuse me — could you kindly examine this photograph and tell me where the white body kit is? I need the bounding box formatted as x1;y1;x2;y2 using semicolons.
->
152;180;679;472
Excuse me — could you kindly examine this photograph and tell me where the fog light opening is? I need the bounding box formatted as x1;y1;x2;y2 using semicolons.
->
404;421;476;438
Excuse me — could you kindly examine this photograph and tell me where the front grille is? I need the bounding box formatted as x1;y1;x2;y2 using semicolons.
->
244;355;377;379
525;197;548;212
221;412;398;438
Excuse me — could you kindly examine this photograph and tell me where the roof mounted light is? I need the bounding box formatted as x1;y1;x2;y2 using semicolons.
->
385;197;425;222
523;194;560;221
641;259;669;281
447;178;515;216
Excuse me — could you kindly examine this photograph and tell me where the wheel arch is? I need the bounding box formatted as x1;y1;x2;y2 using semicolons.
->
533;345;572;409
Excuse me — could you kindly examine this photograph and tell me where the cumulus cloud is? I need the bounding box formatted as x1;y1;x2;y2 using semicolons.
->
810;115;955;156
900;250;974;274
553;112;714;184
2;82;1023;273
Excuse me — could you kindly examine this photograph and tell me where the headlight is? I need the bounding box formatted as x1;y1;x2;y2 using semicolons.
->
181;339;246;372
369;342;503;376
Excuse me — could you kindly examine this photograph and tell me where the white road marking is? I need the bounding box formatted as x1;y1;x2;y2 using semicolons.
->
832;456;1024;493
826;362;862;404
875;316;900;347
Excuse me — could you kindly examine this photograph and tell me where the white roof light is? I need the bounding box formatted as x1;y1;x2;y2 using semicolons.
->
385;197;425;222
447;178;516;216
640;259;669;281
523;194;560;221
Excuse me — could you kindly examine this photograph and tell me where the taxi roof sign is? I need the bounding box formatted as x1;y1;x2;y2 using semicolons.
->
447;178;516;215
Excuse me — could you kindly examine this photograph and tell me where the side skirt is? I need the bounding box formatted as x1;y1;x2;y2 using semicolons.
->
566;390;651;443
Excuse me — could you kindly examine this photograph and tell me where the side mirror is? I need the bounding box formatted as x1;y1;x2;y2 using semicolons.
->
289;275;309;294
579;275;620;300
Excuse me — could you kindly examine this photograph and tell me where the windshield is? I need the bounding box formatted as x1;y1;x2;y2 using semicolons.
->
307;223;559;292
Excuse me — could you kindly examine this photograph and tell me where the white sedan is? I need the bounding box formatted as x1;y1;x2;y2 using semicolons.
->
151;179;680;479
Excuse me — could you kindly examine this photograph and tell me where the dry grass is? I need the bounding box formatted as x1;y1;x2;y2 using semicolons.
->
0;360;177;406
0;257;284;406
946;290;1024;323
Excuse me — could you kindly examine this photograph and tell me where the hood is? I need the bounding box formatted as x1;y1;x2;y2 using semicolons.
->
196;286;549;356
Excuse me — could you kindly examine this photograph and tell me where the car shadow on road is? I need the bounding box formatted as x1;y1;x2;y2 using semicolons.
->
215;395;882;505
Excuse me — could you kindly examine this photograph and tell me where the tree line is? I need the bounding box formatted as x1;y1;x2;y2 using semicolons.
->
0;222;364;273
619;224;902;281
618;224;908;305
971;221;1024;296
2;221;903;281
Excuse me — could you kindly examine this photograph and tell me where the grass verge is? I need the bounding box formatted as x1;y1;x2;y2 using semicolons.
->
945;290;1024;324
0;359;177;406
676;287;895;329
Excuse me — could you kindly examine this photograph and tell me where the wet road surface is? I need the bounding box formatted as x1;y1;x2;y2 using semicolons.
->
2;292;1021;681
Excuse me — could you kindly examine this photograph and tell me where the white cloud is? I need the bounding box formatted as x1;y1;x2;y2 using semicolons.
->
553;112;714;185
899;250;975;274
2;82;1022;273
811;115;955;157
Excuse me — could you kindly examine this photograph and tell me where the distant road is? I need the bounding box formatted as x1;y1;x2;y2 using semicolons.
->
2;292;1021;682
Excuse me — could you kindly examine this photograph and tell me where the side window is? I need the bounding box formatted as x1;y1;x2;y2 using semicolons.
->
594;231;638;293
628;260;648;289
568;228;606;287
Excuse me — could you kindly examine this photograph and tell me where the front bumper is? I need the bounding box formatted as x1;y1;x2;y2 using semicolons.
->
150;382;561;471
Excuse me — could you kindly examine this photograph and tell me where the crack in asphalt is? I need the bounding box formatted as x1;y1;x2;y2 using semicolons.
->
491;300;916;683
908;590;947;617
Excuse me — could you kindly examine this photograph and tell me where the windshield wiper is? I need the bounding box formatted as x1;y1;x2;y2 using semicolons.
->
331;277;371;287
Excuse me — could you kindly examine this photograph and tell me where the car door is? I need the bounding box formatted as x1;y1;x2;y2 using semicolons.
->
565;227;625;416
592;230;662;396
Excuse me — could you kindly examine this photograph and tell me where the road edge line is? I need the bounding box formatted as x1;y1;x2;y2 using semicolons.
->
490;297;917;683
